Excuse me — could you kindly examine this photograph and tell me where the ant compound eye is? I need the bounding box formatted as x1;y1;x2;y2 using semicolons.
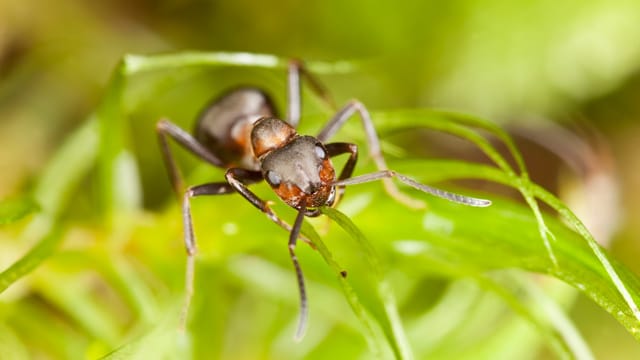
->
314;144;326;159
266;170;281;186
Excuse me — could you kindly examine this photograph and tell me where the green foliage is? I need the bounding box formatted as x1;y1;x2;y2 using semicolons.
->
1;52;639;359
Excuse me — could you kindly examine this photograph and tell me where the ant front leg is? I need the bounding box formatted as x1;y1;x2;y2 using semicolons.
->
224;168;297;232
180;181;246;329
225;167;310;340
156;119;226;198
225;169;315;246
317;101;425;209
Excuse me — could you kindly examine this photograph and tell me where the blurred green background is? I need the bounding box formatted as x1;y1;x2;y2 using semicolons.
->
2;0;640;359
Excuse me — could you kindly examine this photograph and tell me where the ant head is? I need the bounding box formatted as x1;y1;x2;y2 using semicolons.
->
251;117;297;159
261;136;336;209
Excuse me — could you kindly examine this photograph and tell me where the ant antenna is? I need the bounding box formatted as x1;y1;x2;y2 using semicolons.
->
333;170;491;207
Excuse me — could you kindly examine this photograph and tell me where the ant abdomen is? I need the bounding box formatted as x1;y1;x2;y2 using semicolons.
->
195;87;278;169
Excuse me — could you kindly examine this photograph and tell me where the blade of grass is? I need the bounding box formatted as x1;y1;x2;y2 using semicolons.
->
122;52;356;76
0;118;98;294
376;109;639;325
375;110;558;266
35;271;122;347
98;301;191;360
376;158;640;341
393;246;576;359
0;197;38;226
320;207;414;360
300;220;388;359
0;229;62;293
533;184;640;335
437;110;560;266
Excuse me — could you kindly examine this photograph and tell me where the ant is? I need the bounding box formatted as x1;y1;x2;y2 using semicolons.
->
156;60;491;340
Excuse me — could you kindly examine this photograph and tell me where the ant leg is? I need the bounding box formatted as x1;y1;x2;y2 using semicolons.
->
156;119;226;197
317;100;425;209
287;60;336;128
180;181;243;330
324;142;358;205
226;168;311;339
289;207;309;341
225;168;293;230
333;170;492;207
225;168;314;247
224;168;312;241
181;170;316;329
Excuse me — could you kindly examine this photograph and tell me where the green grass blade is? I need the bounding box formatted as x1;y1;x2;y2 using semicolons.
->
0;118;99;294
0;228;62;293
425;109;529;177
374;110;558;266
374;109;638;327
122;52;356;76
533;184;640;334
300;220;387;358
394;247;577;359
0;197;38;226
386;158;640;341
320;207;414;360
32;117;99;219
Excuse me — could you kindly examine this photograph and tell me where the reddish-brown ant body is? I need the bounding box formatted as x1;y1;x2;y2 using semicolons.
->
156;61;490;340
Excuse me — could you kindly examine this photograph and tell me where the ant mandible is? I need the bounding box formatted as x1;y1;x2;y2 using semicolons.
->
156;60;491;340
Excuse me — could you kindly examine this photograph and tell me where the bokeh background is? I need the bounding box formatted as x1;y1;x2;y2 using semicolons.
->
2;0;640;358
